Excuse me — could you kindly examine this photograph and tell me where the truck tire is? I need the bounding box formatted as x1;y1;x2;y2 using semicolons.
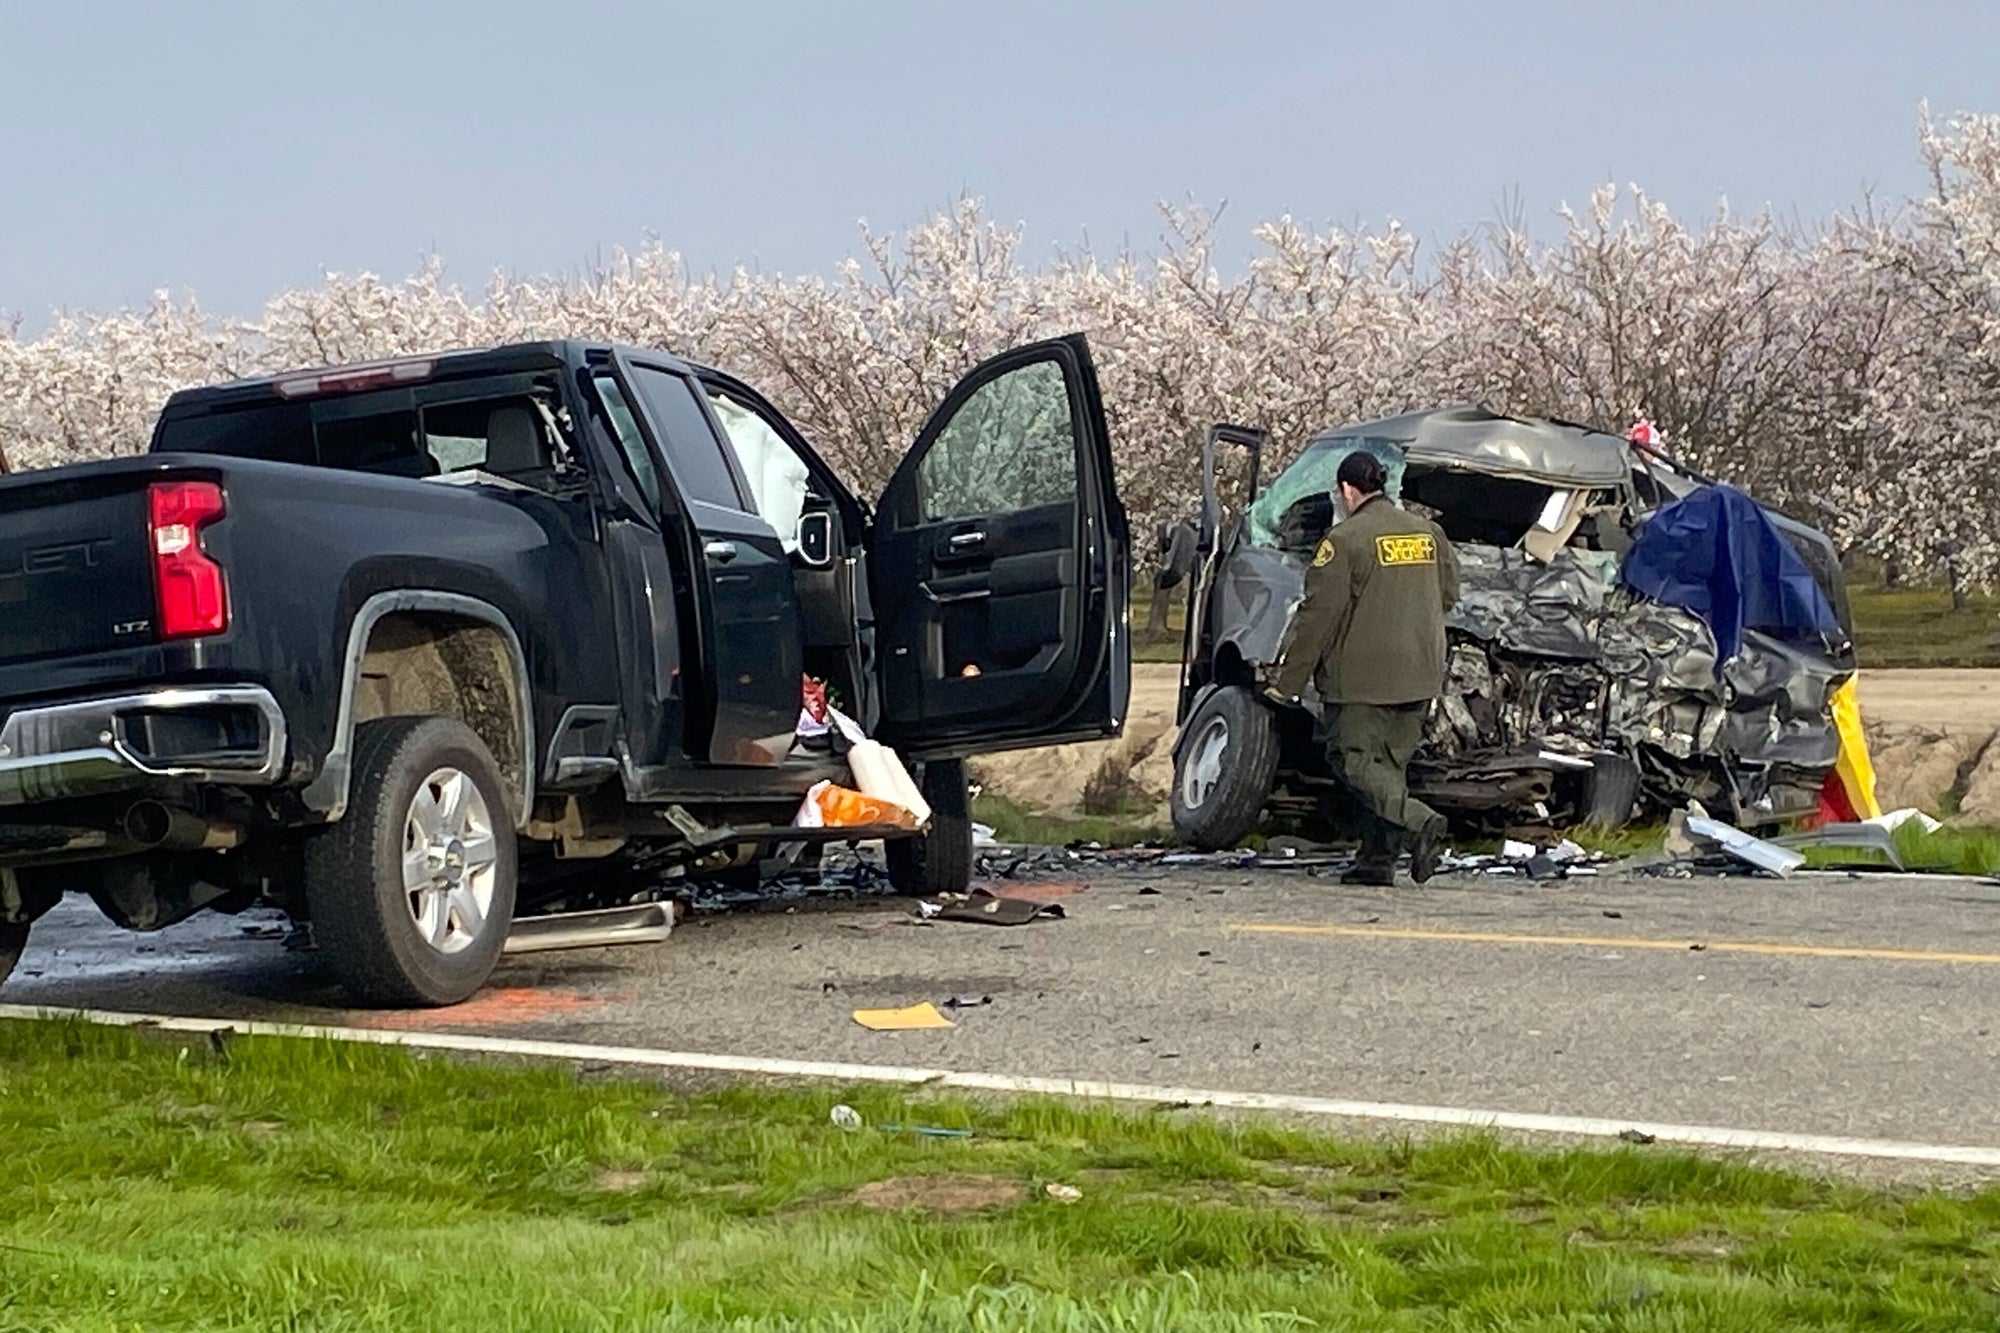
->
0;921;26;989
305;717;518;1007
886;759;973;898
1171;686;1279;850
1579;753;1642;830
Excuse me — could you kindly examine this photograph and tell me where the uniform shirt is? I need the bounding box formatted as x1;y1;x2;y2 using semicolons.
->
1274;493;1460;706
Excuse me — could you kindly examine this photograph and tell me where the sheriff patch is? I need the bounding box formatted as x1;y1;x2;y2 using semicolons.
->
1375;533;1437;566
1312;537;1336;568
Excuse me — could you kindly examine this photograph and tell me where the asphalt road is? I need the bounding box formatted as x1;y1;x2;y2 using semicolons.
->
10;856;2000;1157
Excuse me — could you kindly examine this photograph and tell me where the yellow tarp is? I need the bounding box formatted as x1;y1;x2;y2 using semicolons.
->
1830;677;1881;820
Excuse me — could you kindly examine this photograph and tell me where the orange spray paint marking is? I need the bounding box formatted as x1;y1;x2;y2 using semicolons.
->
346;987;620;1031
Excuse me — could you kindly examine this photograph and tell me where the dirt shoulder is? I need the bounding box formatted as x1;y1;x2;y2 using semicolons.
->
1858;669;2000;730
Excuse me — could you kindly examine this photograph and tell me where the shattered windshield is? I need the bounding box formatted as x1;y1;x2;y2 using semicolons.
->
1247;435;1405;551
1403;466;1575;548
1247;431;1577;553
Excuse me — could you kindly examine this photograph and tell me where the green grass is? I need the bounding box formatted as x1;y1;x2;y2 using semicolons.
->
972;793;1168;848
1808;820;2000;876
4;1018;2000;1330
1849;585;2000;669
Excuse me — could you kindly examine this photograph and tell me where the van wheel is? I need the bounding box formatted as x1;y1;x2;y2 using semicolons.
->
886;759;972;898
305;717;517;1007
1171;686;1279;850
0;921;27;989
1579;753;1642;830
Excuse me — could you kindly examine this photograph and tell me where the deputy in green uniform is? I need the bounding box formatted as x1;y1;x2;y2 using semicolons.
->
1269;451;1460;885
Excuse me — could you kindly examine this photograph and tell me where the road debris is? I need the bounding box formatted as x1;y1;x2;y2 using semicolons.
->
1045;1183;1083;1203
1658;801;1805;876
1445;836;1610;881
830;1104;864;1131
877;1123;974;1139
930;890;1067;926
1684;814;1807;876
1772;822;1904;870
851;1002;955;1031
1871;808;1942;835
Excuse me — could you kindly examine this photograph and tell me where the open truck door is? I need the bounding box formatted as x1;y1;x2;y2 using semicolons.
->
1178;424;1267;722
871;335;1129;757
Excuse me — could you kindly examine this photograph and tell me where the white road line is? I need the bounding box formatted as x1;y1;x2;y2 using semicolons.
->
5;1002;1997;1169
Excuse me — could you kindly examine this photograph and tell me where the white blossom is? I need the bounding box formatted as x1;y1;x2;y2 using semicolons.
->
6;115;2000;585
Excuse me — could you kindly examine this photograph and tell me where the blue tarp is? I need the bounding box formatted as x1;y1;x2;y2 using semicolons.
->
1621;484;1840;664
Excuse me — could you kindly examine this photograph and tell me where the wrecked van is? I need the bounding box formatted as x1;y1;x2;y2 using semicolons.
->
1167;406;1854;848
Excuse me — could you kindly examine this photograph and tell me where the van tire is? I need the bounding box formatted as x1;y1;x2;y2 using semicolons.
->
1171;686;1279;850
886;759;973;898
304;717;517;1007
1579;753;1642;830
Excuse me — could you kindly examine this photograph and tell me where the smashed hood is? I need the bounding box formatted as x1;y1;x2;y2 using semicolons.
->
1433;543;1843;773
1318;404;1633;487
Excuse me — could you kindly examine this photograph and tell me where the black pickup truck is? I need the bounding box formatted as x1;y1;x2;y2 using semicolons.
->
0;335;1129;1004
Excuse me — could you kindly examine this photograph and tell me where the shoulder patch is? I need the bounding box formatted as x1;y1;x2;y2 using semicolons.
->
1375;533;1437;566
1312;537;1337;568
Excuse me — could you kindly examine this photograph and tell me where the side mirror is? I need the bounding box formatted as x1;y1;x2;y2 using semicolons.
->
797;511;834;568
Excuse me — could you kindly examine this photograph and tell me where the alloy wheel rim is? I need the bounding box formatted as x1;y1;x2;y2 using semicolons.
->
402;767;498;955
1182;715;1231;809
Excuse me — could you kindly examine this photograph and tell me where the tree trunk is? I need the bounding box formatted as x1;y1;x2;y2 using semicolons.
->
1145;567;1172;635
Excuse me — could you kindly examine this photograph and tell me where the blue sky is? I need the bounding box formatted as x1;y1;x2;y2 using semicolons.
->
2;0;1996;326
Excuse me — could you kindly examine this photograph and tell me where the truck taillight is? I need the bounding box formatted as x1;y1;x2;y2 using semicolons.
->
149;480;229;639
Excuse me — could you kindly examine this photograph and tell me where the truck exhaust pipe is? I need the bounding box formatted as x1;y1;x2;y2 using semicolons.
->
123;802;245;852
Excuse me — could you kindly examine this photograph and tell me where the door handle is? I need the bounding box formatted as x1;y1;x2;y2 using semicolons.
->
947;530;986;551
704;540;738;564
924;584;992;604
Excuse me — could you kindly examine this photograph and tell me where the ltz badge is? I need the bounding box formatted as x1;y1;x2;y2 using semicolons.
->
1375;534;1437;566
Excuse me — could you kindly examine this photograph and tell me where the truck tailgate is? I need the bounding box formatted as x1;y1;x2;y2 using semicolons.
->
0;472;158;667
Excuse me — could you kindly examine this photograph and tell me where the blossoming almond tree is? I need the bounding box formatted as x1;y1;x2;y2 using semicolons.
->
5;111;2000;586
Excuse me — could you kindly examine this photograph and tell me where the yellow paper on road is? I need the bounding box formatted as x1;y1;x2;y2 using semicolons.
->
852;1002;955;1031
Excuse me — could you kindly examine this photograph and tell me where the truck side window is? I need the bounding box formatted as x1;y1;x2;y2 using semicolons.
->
420;396;554;483
591;375;663;513
916;359;1074;522
626;366;748;511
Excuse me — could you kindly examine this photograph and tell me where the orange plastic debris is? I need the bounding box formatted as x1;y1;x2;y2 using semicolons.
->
795;780;917;830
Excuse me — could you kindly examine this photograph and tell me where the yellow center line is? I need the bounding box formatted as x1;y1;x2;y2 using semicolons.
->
1227;923;2000;965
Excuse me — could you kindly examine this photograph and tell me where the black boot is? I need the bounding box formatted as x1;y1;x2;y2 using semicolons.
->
1408;820;1446;885
1343;815;1397;886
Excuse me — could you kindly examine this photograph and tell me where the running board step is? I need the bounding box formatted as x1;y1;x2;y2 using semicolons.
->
503;903;675;955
